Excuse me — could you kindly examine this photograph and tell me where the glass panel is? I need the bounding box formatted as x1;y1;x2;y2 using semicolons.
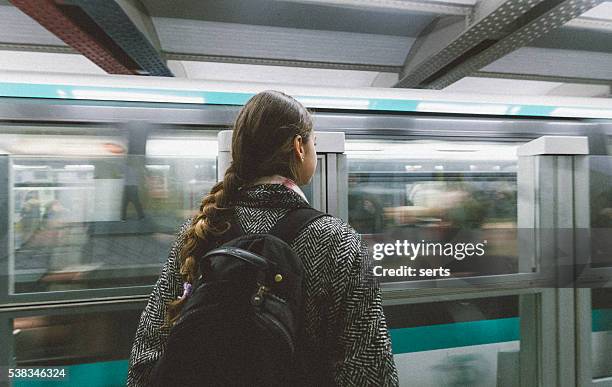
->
385;296;520;386
588;156;612;268
300;157;324;211
347;139;522;282
11;306;141;385
591;288;612;379
5;126;218;294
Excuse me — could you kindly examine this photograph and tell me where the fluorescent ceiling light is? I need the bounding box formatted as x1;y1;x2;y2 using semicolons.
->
297;97;370;109
416;102;510;115
146;165;171;170
274;0;475;15
70;89;205;104
64;165;95;170
346;140;519;161
0;134;126;156
146;139;218;157
12;165;47;169
551;107;612;119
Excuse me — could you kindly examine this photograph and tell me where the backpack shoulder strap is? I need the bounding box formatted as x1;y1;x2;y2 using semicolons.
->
268;207;328;245
226;212;244;239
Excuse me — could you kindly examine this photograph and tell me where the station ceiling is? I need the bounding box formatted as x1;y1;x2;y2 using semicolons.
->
0;0;611;97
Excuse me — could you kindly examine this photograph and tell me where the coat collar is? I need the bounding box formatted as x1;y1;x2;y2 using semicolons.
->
250;175;308;203
235;184;310;210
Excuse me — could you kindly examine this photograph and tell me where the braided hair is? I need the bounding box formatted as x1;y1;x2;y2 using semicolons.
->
166;90;313;325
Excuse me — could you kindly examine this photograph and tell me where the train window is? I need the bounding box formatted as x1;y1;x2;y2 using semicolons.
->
11;306;142;385
5;126;219;294
346;139;523;282
591;288;612;379
385;295;520;386
145;130;219;219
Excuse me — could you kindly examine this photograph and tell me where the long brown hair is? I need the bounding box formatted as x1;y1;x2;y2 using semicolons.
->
166;90;313;325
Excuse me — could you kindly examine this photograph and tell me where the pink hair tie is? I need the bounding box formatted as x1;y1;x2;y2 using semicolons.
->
178;282;193;301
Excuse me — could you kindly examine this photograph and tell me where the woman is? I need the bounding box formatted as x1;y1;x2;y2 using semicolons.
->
127;90;398;386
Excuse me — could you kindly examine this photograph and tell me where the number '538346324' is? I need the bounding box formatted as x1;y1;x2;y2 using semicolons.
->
6;368;67;379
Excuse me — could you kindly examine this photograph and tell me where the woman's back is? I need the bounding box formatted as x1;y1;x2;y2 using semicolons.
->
127;184;398;386
234;184;397;385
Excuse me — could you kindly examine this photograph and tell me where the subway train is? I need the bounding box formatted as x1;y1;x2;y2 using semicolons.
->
1;71;611;386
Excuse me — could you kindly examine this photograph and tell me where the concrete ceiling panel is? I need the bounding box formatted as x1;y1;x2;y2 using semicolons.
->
443;76;564;95
154;18;414;66
141;0;436;37
580;0;612;19
529;26;612;53
0;50;105;74
547;83;610;97
483;47;612;81
167;60;389;87
0;5;66;46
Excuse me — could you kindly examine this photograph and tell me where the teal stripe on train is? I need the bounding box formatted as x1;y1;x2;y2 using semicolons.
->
13;360;127;387
389;317;520;354
593;308;612;332
10;309;612;385
3;82;612;118
0;82;252;105
390;307;612;354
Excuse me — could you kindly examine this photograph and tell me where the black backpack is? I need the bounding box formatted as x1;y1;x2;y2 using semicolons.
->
150;207;327;387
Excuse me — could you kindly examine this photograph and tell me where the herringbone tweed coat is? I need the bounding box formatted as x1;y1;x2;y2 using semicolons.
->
127;184;399;386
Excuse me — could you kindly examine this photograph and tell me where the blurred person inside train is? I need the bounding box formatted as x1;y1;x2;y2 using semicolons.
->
121;155;146;221
348;192;384;234
121;122;149;221
18;190;41;246
127;90;398;386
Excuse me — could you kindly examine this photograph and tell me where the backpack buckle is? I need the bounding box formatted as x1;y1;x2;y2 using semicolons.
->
251;284;268;306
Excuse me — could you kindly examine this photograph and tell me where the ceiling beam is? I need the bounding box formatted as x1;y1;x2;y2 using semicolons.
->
63;0;172;76
395;0;604;89
164;52;401;73
9;0;137;74
272;0;475;16
9;0;172;76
